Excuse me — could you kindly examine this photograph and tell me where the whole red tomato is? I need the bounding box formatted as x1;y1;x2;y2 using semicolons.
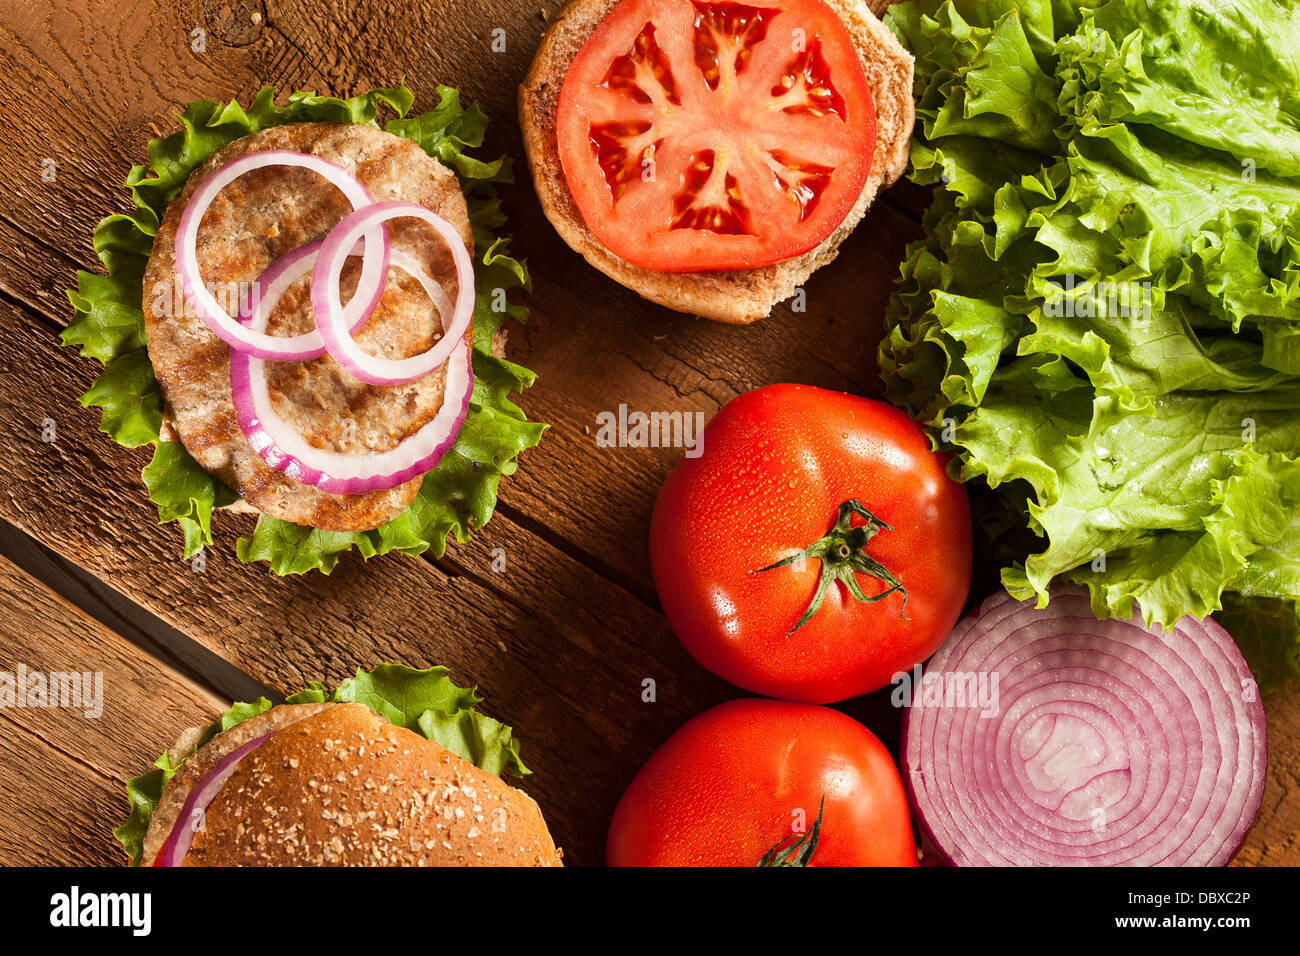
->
650;384;971;703
607;699;917;866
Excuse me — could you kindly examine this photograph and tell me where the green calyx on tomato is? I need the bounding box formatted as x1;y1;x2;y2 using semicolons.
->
753;498;908;636
756;795;824;867
607;699;917;865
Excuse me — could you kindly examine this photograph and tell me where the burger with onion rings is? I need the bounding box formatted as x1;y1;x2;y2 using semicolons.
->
64;85;544;573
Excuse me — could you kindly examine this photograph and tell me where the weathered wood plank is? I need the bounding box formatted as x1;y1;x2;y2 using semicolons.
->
0;0;924;601
0;299;736;864
499;205;924;599
0;1;272;244
1233;691;1300;866
0;518;272;704
0;553;226;866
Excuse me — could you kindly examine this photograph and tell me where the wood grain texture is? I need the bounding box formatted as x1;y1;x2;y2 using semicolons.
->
0;300;739;865
1233;691;1300;866
0;554;226;866
0;520;274;704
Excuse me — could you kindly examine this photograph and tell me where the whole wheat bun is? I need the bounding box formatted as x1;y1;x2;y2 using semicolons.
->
519;0;914;324
141;702;333;866
143;702;562;867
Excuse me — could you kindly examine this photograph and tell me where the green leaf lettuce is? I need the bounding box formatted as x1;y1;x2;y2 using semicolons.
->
882;0;1300;688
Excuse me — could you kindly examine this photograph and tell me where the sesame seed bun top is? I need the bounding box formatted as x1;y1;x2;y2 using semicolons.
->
144;702;562;867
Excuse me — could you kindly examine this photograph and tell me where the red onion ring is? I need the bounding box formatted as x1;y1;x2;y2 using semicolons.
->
232;237;382;337
901;587;1267;867
175;149;389;361
154;732;275;867
229;242;473;495
311;200;475;386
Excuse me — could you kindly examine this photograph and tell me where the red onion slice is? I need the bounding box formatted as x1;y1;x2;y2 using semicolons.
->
232;238;381;336
229;242;473;495
154;732;275;867
902;587;1267;867
311;200;474;386
175;149;389;361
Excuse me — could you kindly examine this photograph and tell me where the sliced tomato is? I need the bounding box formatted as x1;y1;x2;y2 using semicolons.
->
556;0;877;273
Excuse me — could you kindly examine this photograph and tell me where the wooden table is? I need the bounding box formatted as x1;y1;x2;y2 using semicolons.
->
0;0;1295;867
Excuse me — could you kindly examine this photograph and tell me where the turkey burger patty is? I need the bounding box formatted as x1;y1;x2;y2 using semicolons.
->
143;122;472;532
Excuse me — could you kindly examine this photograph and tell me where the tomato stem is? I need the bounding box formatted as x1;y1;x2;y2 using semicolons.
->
752;498;908;636
756;796;825;867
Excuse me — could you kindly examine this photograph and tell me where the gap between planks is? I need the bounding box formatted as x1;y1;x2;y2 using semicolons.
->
0;516;273;705
0;552;228;866
0;297;739;864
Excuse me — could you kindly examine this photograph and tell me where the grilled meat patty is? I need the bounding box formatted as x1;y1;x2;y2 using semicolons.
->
144;122;472;532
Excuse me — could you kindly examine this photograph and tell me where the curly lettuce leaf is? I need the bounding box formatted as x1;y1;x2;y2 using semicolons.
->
64;84;544;574
113;663;527;865
385;84;509;183
78;349;163;448
142;440;238;558
418;708;527;778
883;0;1300;688
1079;0;1300;179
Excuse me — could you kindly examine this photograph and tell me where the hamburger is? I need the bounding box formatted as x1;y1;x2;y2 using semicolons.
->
519;0;914;324
118;664;562;867
64;85;545;573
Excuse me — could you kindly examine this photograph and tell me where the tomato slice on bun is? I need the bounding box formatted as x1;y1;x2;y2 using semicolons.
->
556;0;877;272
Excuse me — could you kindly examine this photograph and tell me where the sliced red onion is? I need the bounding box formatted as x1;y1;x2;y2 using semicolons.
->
902;587;1266;867
154;732;276;867
232;238;384;337
229;243;473;495
175;149;389;361
311;200;474;386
